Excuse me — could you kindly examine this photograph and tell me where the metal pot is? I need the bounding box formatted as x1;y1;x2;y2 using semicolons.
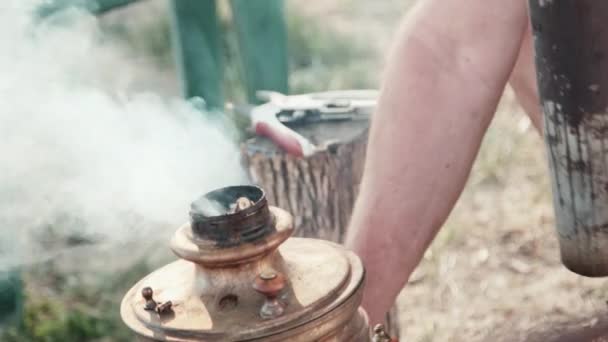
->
120;185;385;341
529;0;608;276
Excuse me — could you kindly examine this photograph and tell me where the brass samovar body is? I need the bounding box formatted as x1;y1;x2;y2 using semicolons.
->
120;186;390;341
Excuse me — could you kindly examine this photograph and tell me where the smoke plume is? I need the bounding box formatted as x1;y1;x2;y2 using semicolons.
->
0;1;248;268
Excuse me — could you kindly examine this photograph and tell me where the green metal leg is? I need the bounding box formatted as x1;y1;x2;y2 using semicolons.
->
230;0;288;103
170;0;223;110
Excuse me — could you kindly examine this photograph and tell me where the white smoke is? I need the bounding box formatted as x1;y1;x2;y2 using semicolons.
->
0;1;248;268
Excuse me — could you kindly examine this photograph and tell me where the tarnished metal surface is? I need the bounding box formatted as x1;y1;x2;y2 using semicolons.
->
189;186;274;248
372;324;396;342
529;0;608;276
121;185;371;341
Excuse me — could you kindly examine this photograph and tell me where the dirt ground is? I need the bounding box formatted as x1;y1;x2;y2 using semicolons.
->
294;1;608;341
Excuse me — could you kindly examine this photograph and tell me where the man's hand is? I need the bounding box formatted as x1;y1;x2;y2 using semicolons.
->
345;0;530;325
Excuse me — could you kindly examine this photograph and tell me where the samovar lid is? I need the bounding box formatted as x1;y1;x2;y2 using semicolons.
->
120;185;365;341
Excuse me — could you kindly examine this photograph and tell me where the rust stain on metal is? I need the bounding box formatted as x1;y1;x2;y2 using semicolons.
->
530;0;608;276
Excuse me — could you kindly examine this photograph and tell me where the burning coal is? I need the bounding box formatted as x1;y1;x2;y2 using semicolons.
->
0;1;247;269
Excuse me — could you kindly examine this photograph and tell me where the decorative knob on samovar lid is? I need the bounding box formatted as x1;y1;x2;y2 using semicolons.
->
252;269;286;319
120;185;370;341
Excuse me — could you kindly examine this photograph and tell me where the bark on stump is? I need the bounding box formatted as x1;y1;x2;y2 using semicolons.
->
241;119;401;338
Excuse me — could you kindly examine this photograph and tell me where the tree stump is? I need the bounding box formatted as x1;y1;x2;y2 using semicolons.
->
241;118;401;339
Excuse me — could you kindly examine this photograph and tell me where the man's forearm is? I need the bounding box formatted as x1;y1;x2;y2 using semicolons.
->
345;0;529;325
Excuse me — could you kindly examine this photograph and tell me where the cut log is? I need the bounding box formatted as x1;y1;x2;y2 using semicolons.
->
241;118;401;339
242;119;367;240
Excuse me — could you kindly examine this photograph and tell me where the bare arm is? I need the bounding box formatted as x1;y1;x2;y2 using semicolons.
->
345;0;529;325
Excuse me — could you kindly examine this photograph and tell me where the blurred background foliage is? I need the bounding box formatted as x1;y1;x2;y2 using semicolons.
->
100;0;376;101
